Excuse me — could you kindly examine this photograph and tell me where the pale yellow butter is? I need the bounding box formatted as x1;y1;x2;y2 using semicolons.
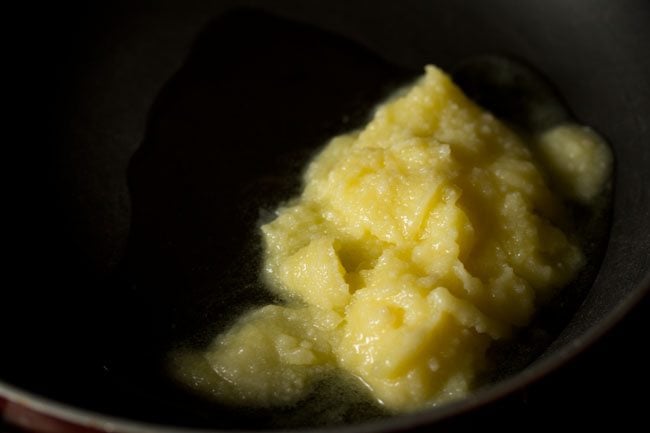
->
173;65;609;412
535;124;613;204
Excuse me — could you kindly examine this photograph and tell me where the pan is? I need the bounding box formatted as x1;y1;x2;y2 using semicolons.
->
3;0;649;431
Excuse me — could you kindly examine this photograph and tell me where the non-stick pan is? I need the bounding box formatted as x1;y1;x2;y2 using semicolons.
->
3;0;650;431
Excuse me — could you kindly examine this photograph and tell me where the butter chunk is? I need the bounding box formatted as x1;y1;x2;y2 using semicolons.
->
172;65;610;412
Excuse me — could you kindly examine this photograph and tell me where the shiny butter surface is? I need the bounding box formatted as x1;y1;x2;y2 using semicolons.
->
173;66;610;412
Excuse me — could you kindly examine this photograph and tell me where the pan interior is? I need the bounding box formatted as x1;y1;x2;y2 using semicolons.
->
3;0;649;430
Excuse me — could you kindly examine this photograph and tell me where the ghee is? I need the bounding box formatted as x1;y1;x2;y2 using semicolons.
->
173;65;610;412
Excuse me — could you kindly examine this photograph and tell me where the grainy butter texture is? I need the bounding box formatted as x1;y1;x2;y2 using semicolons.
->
173;66;610;412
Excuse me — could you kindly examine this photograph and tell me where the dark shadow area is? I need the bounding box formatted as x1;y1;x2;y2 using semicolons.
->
125;8;413;345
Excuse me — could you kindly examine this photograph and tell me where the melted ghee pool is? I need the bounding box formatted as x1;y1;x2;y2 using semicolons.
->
172;65;611;412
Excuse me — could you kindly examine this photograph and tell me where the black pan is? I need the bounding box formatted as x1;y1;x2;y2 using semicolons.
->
3;0;650;431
